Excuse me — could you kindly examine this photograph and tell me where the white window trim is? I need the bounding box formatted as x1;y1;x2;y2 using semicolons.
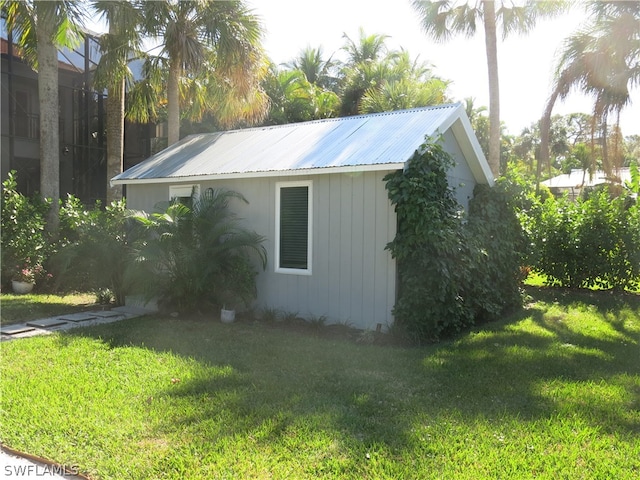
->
169;184;200;201
275;180;312;276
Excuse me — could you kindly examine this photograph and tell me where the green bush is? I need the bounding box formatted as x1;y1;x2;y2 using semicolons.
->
466;179;526;321
385;141;524;343
53;197;134;304
529;187;640;290
1;171;51;287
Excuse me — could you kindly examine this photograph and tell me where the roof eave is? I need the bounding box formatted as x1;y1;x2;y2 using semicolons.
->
447;105;495;186
111;162;406;186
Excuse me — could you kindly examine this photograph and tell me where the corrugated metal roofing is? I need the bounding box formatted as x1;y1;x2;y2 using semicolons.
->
112;103;484;184
541;168;632;189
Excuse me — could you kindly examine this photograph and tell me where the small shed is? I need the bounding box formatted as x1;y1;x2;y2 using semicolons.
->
112;103;493;330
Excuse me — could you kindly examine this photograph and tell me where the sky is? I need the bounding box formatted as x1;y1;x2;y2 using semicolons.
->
246;0;639;136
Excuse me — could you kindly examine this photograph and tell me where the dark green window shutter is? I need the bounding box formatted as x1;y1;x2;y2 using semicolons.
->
279;186;308;269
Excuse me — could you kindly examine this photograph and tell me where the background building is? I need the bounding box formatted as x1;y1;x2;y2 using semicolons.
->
1;19;161;204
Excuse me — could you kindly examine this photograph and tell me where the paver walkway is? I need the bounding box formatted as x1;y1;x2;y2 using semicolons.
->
0;305;152;341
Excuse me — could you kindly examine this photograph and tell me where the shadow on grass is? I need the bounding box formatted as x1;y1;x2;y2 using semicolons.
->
418;287;640;435
59;287;640;458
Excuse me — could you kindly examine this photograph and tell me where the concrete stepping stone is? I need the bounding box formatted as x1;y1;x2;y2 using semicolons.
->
87;310;121;318
26;318;68;328
57;312;97;322
1;324;36;335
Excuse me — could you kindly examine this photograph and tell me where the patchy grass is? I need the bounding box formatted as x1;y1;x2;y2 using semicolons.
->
0;292;97;325
1;289;639;479
523;270;547;287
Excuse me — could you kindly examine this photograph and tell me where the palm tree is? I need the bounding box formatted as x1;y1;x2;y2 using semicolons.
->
262;65;340;125
140;0;266;146
129;189;267;312
2;0;86;230
178;47;269;131
359;50;450;113
339;32;450;116
339;29;390;115
92;1;143;203
540;1;640;180
342;27;389;64
285;45;339;91
412;0;568;176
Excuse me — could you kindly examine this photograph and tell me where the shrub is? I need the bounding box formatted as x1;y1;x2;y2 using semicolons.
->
1;171;50;287
466;179;526;320
53;198;134;304
129;189;267;312
528;187;640;290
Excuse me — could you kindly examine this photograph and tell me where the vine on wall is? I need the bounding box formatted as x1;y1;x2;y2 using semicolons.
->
385;140;524;343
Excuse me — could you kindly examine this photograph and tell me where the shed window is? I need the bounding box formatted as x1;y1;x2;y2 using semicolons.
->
169;184;200;207
276;181;312;275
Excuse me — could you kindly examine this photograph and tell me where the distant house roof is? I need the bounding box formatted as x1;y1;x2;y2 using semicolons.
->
541;168;632;189
112;103;493;186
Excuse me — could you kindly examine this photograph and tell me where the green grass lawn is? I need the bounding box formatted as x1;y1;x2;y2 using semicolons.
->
1;288;639;479
523;271;640;293
0;292;97;325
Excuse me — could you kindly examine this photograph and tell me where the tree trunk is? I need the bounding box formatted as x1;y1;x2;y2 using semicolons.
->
167;60;181;146
538;87;559;193
482;0;501;177
36;20;60;232
106;78;125;203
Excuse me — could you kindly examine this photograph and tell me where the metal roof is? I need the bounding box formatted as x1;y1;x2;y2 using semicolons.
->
112;103;492;185
541;168;632;189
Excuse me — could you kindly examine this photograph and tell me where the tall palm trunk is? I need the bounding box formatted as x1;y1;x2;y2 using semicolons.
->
104;14;127;204
538;86;560;192
105;78;125;203
167;60;181;146
482;0;501;177
36;19;60;232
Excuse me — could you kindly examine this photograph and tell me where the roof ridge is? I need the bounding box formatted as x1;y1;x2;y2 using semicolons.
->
212;103;462;136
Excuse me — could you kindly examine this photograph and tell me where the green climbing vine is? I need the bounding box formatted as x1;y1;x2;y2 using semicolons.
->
385;140;524;343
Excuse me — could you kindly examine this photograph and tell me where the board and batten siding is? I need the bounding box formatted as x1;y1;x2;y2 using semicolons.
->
124;170;398;331
442;129;477;210
264;170;396;330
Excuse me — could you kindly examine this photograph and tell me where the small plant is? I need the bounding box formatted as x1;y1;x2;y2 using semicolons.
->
306;314;327;329
95;288;115;305
259;307;281;323
280;310;302;324
218;255;259;310
53;197;133;304
12;261;44;283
